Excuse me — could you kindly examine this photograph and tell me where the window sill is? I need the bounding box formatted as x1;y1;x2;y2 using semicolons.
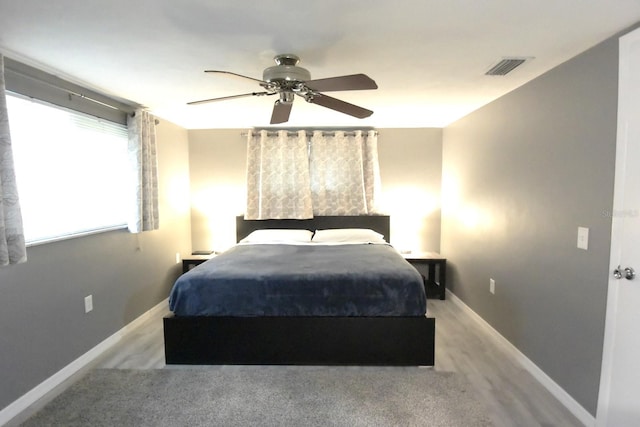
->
25;224;128;247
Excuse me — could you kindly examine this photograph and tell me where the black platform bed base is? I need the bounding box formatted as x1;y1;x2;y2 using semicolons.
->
163;315;435;366
165;215;435;366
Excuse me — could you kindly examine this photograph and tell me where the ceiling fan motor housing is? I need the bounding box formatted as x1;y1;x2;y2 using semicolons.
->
263;54;311;83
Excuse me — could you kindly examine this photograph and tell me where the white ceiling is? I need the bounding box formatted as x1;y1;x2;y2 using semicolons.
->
1;0;639;129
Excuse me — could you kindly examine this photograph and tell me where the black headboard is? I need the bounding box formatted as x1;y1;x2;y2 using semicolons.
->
236;215;390;243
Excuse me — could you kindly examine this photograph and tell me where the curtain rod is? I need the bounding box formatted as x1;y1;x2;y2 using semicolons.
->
129;111;160;125
4;59;137;114
240;130;377;137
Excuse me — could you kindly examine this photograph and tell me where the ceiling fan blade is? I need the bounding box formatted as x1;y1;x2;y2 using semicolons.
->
308;94;373;119
187;92;270;105
270;100;293;124
305;74;378;92
204;70;266;84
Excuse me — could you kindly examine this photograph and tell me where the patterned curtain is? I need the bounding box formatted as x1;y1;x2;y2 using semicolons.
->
245;130;313;220
361;130;382;213
310;130;380;215
0;55;27;266
127;109;159;233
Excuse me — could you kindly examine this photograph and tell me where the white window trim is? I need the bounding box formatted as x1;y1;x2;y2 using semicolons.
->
25;225;128;247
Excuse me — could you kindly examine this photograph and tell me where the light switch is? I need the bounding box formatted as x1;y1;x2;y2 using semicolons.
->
577;227;589;250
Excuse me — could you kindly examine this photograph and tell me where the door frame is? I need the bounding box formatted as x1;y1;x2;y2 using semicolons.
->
596;26;640;426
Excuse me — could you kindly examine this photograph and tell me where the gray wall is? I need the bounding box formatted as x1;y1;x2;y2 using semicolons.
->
377;128;442;252
187;128;442;252
0;119;191;411
441;37;619;414
188;129;247;252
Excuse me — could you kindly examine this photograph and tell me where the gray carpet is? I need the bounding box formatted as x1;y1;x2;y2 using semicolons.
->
21;366;493;426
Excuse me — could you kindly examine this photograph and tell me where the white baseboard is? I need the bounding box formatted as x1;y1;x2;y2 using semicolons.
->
445;290;595;427
0;298;168;427
2;293;596;426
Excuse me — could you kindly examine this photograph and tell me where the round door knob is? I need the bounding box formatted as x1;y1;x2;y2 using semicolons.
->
624;267;635;280
614;267;623;279
614;265;635;280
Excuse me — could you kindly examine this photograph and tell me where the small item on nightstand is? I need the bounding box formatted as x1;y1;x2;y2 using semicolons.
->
192;250;214;255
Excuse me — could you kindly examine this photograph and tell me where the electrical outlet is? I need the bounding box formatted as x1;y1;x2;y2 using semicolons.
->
175;252;181;264
84;295;93;313
489;278;495;295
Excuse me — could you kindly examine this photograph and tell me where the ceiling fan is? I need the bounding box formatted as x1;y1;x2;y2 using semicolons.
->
187;54;378;124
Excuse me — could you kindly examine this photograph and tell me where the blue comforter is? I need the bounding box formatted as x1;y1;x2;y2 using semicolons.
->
169;244;426;317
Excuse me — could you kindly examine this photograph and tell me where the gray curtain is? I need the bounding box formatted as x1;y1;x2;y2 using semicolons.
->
245;129;381;219
127;109;159;233
309;130;381;215
0;55;27;266
245;130;313;220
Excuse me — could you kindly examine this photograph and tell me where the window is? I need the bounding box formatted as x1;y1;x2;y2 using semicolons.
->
6;93;129;245
245;129;381;220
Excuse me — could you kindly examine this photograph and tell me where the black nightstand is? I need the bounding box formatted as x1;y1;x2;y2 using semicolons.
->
402;252;447;300
182;254;216;274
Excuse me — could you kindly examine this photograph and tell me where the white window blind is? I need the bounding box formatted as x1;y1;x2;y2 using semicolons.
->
6;93;129;244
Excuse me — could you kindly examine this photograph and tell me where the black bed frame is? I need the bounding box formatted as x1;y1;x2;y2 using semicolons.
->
163;215;435;366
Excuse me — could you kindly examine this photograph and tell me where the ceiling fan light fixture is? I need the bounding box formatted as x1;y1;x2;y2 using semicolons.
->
279;91;295;104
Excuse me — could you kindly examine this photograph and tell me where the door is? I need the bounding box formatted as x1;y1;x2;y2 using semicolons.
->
596;27;640;427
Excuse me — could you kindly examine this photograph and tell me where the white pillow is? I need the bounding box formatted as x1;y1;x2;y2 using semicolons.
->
239;229;313;244
312;228;386;244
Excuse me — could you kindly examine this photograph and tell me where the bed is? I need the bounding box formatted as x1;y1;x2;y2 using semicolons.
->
163;215;435;366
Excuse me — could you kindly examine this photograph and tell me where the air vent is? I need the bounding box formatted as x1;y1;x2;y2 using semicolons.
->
485;57;531;76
